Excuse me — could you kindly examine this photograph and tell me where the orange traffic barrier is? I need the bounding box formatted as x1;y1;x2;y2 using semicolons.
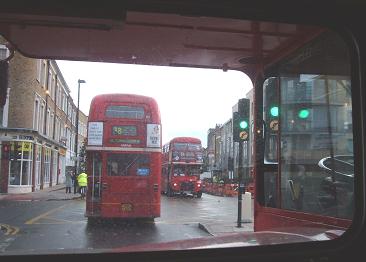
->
203;182;245;197
224;184;238;197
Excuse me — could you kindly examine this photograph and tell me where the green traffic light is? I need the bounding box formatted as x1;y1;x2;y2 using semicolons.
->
240;120;248;129
270;106;279;117
298;109;310;119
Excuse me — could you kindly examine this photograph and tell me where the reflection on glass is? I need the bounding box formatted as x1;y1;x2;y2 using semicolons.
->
280;75;353;219
8;142;33;186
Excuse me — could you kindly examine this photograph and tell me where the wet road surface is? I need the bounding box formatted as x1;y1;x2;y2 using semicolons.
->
0;193;252;254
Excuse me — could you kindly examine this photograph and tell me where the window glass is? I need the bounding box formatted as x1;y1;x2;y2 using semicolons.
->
107;153;150;176
280;75;353;219
105;105;144;119
173;143;187;150
188;144;201;151
92;153;102;198
263;32;354;221
173;164;201;177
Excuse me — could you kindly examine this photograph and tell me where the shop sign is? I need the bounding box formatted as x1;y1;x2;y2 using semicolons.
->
18;135;34;141
20;142;32;152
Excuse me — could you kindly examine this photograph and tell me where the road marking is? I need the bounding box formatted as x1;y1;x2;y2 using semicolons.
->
0;237;16;253
183;233;194;238
0;223;19;235
25;204;68;225
31;217;86;224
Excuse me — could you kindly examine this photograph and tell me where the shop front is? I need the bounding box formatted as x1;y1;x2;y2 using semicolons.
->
0;129;66;193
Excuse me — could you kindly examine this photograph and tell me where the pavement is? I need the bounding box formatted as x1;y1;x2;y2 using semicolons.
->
0;186;253;236
0;184;82;201
198;220;253;236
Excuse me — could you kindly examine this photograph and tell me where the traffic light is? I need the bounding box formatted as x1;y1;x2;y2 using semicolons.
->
264;77;280;134
265;77;279;120
298;108;310;119
270;106;279;118
233;98;250;142
233;111;240;142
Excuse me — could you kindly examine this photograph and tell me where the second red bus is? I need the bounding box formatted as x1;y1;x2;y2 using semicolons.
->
161;137;203;198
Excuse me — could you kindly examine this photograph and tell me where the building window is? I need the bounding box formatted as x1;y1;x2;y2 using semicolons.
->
47;70;52;92
62;93;67;112
50;113;54;139
68;102;72;119
8;142;33;186
46;109;50;136
44;147;52;185
36;59;41;82
51;74;56;101
33;98;40;130
52;150;58;185
57;83;62;108
61;124;65;139
35;145;42;188
66;128;70;149
70;131;74;150
39;103;45;133
72;109;76;126
54;117;59;142
41;60;47;88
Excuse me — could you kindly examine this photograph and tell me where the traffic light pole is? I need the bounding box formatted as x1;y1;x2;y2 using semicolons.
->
237;140;244;228
233;98;250;228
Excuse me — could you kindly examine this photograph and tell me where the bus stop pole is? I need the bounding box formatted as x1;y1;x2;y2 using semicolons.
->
237;140;244;228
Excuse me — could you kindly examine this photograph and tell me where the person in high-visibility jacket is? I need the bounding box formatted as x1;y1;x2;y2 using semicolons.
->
77;172;88;199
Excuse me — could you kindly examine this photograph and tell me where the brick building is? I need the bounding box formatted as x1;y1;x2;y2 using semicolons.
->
0;47;88;193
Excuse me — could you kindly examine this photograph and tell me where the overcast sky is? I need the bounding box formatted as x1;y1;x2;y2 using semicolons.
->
56;60;253;148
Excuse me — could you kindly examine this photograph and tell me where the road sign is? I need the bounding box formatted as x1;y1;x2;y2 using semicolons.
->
269;119;279;131
239;131;248;140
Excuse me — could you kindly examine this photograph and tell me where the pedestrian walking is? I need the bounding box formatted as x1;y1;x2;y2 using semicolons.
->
65;171;73;193
73;171;78;194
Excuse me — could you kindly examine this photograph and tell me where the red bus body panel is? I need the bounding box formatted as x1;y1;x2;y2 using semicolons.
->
254;204;351;233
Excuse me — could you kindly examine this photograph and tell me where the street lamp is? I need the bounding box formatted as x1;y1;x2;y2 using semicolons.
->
74;79;86;178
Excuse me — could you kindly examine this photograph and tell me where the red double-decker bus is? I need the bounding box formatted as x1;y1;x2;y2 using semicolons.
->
161;137;203;198
85;94;162;222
